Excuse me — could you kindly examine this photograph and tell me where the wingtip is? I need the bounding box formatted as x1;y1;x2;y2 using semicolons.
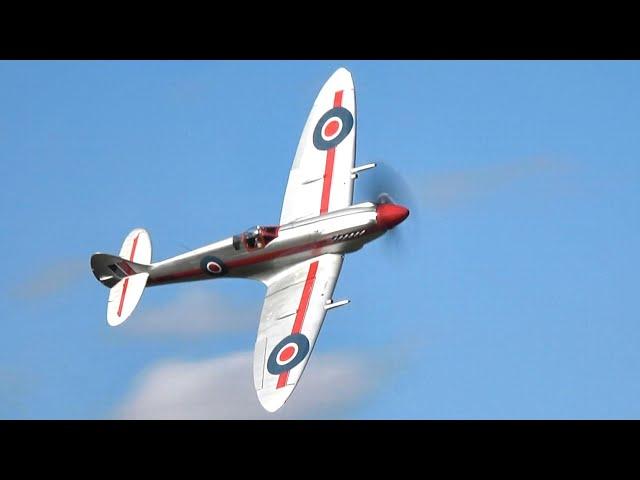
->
107;311;128;327
330;66;353;82
318;67;354;97
257;385;295;413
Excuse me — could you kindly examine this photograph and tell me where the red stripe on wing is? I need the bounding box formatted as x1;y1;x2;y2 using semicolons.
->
333;90;343;108
319;90;344;215
277;260;319;389
292;261;319;334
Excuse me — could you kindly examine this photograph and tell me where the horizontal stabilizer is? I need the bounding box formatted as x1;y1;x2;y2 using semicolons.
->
91;253;150;288
107;272;149;326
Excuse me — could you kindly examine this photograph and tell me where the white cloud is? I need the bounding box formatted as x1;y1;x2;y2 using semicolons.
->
12;258;86;300
113;350;376;419
123;289;257;336
421;157;570;209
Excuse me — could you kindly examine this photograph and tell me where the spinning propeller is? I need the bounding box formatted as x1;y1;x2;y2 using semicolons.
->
357;161;416;249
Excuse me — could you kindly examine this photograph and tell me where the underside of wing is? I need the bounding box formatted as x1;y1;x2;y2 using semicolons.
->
279;68;357;225
253;254;343;412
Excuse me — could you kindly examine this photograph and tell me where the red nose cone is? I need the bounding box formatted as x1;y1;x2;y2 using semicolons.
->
376;203;410;230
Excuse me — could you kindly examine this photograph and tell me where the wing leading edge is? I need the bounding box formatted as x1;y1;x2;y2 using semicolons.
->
279;68;356;225
253;254;344;412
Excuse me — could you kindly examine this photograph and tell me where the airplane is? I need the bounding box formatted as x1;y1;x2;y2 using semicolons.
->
90;67;410;412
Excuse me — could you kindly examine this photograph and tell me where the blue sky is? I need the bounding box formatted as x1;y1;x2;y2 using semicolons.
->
1;60;639;418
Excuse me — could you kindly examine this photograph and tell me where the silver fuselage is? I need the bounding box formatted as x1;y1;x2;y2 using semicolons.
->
147;202;383;286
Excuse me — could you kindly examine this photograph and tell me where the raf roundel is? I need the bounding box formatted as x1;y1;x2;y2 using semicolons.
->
267;333;310;375
207;261;222;273
312;107;354;151
200;255;227;276
322;117;342;141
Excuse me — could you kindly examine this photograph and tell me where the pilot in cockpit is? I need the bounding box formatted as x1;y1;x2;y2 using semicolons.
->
239;226;277;251
244;227;262;250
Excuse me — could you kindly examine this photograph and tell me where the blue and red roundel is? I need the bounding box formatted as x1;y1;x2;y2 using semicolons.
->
312;107;354;151
267;333;310;375
200;256;227;276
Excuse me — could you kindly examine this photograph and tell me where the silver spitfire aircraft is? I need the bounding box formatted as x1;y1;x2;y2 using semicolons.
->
91;68;409;412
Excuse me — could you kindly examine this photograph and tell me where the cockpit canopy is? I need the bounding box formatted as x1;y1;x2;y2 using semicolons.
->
233;225;279;251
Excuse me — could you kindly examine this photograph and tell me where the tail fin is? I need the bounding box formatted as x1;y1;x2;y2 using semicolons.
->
90;228;152;326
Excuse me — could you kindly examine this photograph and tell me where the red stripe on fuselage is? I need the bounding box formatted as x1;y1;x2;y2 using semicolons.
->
277;260;319;389
149;236;334;285
226;236;332;271
147;224;376;286
117;233;140;317
319;90;344;215
147;267;203;284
